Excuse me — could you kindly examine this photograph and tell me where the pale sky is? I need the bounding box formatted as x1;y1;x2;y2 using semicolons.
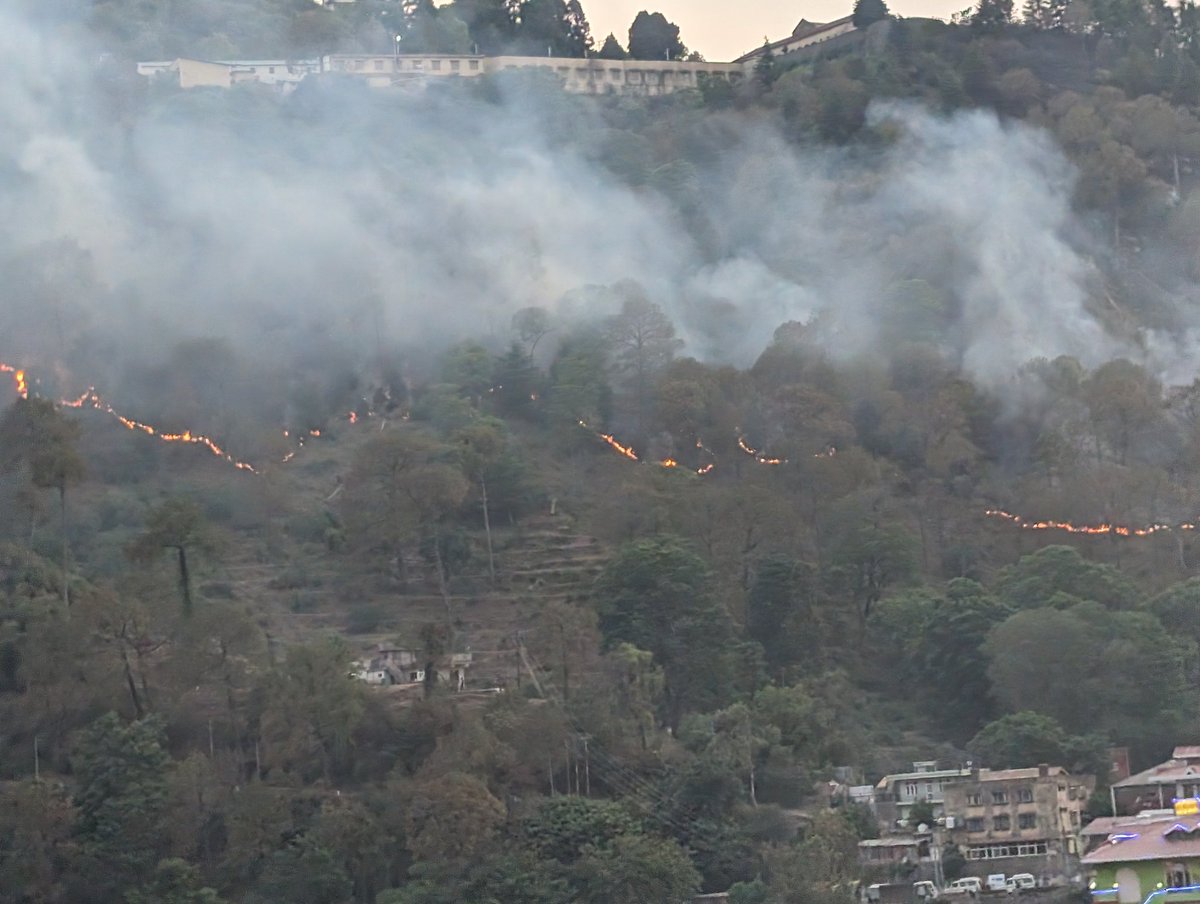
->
583;0;969;62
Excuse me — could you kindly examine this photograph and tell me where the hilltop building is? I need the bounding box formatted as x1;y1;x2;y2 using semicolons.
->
136;11;863;95
874;761;975;828
1112;748;1200;815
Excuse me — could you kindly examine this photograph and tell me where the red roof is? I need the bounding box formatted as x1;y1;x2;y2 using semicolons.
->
1083;816;1200;865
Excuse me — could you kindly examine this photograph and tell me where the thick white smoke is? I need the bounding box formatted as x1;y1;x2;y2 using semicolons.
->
0;7;1155;399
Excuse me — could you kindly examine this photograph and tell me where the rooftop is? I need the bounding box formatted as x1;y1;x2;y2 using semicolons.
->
1082;815;1200;865
1113;758;1200;788
972;766;1067;783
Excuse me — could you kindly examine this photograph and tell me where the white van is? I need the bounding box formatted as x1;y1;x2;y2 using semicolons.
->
945;878;983;896
1006;874;1036;893
914;880;940;900
986;875;1008;893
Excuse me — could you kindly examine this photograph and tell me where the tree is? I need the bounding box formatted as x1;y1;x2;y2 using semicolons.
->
754;40;776;88
606;285;682;432
342;431;469;613
971;0;1014;30
524;797;641;864
746;557;816;673
594;537;739;727
405;771;506;867
597;32;627;59
129;498;218;616
126;859;226;904
0;397;85;610
529;599;600;701
512;306;555;356
248;838;353;904
72;713;171;895
454;421;506;583
572;833;701;904
515;0;592;57
993;545;1135;610
853;0;890;28
258;637;366;782
828;520;919;632
628;11;686;61
968;711;1108;774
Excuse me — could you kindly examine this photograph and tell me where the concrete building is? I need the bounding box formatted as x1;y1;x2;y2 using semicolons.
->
858;835;934;871
1112;748;1200;815
874;761;975;828
137;58;320;91
138;51;746;96
354;645;472;690
942;765;1094;882
735;16;858;64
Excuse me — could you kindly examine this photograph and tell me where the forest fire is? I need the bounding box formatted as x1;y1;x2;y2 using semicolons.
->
1;363;28;399
737;435;786;465
984;509;1192;537
3;361;259;474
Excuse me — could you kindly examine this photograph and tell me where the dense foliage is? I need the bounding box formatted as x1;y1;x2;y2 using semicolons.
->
8;0;1200;901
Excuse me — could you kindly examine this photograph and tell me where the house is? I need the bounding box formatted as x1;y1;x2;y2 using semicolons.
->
137;58;320;91
353;645;473;690
735;16;858;64
1112;749;1200;816
858;835;934;871
1084;812;1182;855
874;761;975;828
1083;811;1200;904
942;765;1094;882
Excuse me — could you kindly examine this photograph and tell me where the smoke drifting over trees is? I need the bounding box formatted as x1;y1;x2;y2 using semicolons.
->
1;5;1183;408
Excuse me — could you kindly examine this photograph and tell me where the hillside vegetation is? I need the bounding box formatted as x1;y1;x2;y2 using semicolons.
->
6;1;1200;902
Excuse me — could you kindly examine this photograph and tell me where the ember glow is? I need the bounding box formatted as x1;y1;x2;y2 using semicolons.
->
3;361;258;473
737;435;786;465
0;364;28;399
985;509;1193;537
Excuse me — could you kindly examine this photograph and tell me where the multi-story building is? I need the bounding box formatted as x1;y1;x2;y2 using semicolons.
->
874;761;975;829
1112;747;1200;815
137;52;747;96
943;765;1094;881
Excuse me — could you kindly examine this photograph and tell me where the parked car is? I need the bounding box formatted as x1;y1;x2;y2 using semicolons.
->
912;878;940;897
986;875;1008;893
1006;875;1036;893
945;878;983;896
914;880;941;900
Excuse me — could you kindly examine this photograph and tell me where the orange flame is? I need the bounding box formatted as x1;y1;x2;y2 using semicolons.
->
0;363;28;399
348;411;358;424
984;509;1191;537
661;458;678;468
737;434;786;465
4;361;258;474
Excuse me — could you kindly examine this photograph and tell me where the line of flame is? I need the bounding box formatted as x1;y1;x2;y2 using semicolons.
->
984;509;1195;537
737;435;786;465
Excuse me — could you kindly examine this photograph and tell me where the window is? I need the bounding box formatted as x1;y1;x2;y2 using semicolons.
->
992;790;1009;805
965;818;985;833
967;842;1048;861
469;59;480;70
373;60;384;71
431;60;441;70
412;59;423;69
905;782;919;799
268;66;276;74
994;815;1011;832
966;793;982;806
1018;787;1034;803
450;60;460;71
1019;813;1037;830
1071;811;1080;827
610;69;621;80
1167;864;1192;889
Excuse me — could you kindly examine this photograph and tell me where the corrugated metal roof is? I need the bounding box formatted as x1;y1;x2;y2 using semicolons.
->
1082;816;1200;864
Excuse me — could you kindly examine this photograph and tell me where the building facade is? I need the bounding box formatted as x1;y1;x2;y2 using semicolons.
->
138;53;747;96
1113;748;1200;816
735;16;858;63
1084;814;1200;904
874;761;974;829
943;765;1094;881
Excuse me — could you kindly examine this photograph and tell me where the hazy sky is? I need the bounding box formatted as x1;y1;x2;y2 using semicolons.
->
584;1;968;61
